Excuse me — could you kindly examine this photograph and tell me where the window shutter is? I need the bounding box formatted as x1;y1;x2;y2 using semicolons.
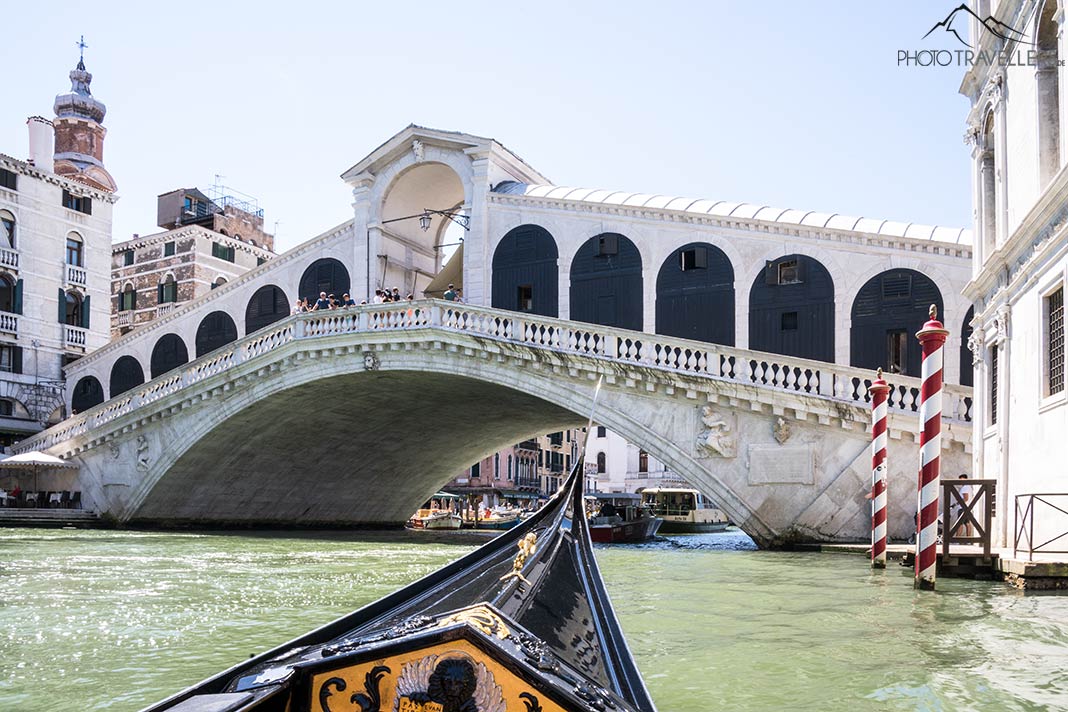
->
84;197;92;216
131;289;137;311
795;257;806;283
694;246;708;269
158;283;164;304
13;279;22;315
12;346;22;374
81;295;91;329
764;260;777;285
58;288;66;323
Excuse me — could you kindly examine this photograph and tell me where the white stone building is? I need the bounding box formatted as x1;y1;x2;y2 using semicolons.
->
961;0;1068;546
0;57;115;446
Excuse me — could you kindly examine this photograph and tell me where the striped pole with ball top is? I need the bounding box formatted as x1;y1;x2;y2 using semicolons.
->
869;368;891;569
914;304;949;590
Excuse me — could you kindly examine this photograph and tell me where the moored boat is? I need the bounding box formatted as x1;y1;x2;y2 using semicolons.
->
639;487;728;534
139;461;656;712
407;492;463;530
586;493;662;544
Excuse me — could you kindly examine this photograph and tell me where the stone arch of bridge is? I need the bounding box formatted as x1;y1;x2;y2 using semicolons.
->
117;349;775;543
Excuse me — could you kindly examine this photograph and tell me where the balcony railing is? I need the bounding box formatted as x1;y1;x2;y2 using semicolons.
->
0;247;19;271
156;303;176;318
0;313;17;335
66;264;87;287
115;311;133;327
64;325;87;349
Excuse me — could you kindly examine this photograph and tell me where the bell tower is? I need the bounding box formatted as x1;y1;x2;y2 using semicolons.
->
52;37;117;192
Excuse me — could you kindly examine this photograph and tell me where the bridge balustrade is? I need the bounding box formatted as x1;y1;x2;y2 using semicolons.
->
18;300;972;455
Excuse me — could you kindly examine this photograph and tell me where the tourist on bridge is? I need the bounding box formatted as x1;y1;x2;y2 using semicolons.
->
443;284;457;301
391;287;401;301
313;292;331;310
342;293;356;307
292;299;303;315
373;289;385;304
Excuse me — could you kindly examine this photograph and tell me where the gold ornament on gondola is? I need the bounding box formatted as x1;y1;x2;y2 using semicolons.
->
500;532;537;586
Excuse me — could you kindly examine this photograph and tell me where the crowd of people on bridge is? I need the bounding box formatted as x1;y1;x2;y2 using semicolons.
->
291;285;465;314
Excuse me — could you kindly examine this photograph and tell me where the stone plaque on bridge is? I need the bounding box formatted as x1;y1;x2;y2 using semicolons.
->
747;444;814;486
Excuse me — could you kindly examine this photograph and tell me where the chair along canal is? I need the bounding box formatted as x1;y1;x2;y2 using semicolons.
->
2;527;1068;711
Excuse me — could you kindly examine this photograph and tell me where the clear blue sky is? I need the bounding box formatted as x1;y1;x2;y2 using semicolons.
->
2;1;973;253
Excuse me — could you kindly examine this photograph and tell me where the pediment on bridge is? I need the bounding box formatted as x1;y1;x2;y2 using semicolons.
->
340;124;549;187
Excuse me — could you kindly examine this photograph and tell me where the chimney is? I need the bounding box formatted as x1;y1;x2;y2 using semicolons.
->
26;116;54;169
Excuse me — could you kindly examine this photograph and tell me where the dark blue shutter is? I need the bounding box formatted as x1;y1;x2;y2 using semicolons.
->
81;295;91;329
13;279;22;315
58;288;65;322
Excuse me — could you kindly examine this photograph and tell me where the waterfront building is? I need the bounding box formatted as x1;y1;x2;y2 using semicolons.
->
0;57;115;446
587;427;687;493
448;428;585;506
960;0;1068;546
110;187;275;339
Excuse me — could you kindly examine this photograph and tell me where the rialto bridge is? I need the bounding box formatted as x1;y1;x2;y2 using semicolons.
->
27;124;978;545
16;301;972;546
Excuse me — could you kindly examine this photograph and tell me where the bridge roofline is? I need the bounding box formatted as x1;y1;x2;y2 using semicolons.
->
339;124;550;187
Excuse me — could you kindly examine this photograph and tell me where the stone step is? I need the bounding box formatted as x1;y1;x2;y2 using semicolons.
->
0;509;100;527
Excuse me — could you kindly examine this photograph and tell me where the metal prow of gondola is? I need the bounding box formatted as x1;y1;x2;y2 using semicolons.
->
142;376;657;712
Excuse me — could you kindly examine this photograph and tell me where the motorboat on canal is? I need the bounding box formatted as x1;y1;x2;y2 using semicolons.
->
585;493;662;544
639;487;729;534
141;461;657;712
406;492;463;530
464;505;524;531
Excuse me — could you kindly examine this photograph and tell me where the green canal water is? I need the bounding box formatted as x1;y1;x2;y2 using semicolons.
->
3;528;1068;712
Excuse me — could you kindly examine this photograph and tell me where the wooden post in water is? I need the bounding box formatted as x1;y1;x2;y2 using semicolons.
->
914;305;949;590
869;368;891;569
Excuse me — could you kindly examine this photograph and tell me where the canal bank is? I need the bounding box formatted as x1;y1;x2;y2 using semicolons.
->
3;527;1068;711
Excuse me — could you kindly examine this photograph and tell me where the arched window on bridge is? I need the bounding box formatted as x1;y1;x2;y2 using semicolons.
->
299;258;350;304
491;224;559;317
960;305;975;387
110;355;145;397
749;254;834;362
245;285;288;334
570;233;643;330
655;242;734;345
850;269;943;378
195;311;239;358
71;375;104;413
150;333;189;379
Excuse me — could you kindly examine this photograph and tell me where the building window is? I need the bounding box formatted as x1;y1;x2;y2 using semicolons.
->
0;168;16;191
0;211;14;249
470;461;480;479
781;311;799;331
164;241;176;257
1047;286;1064;396
638;450;648;473
0;399;12;417
549;431;563;446
0;275;15;313
119;284;136;311
596;451;606;474
680;247;707;271
212;243;235;262
66;234;84;266
62;189;92;215
882;272;912;302
64;291;82;327
517;284;534;311
777;259;800;285
123;249;134;266
158;275;177;304
212;277;227;290
990;344;999;425
0;344;21;374
887;330;908;374
597;425;606;438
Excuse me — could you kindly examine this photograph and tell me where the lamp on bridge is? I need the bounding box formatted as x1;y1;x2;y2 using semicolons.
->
382;208;469;232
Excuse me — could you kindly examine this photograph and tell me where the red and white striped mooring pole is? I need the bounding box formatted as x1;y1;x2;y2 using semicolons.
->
914;304;949;590
869;368;890;569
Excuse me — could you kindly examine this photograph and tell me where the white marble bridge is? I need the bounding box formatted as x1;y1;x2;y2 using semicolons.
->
14;300;972;546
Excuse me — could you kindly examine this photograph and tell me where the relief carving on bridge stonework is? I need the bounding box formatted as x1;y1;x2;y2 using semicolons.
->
136;434;151;472
696;406;737;459
363;351;380;371
967;331;985;365
412;139;425;162
773;416;792;445
108;440;120;460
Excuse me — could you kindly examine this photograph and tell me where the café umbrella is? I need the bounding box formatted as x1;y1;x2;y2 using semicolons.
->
0;451;78;494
